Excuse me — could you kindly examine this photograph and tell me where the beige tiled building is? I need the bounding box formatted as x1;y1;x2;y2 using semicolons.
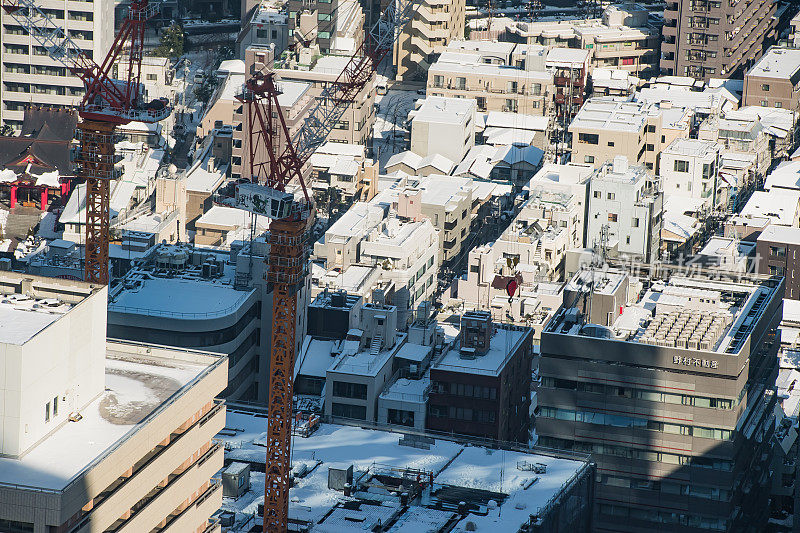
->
427;56;553;114
0;0;114;129
275;54;377;146
0;272;227;533
232;46;316;183
308;142;379;202
569;97;691;173
394;0;466;81
427;40;553;114
504;4;660;78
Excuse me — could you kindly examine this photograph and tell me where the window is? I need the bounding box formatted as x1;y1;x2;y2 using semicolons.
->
53;396;58;416
608;141;615;147
331;403;366;419
146;73;157;81
632;217;640;227
332;381;367;399
456;77;466;90
608;213;618;222
776;102;783;108
578;133;599;145
607;192;615;200
593;190;601;198
45;402;50;422
433;75;444;88
387;408;415;427
771;246;786;257
761;84;770;91
646;124;656;133
584;155;595;164
0;519;33;533
770;265;786;276
646;143;654;151
674;159;689;172
318;12;331;20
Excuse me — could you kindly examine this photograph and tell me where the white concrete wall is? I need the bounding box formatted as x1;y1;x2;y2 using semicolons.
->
1;285;107;457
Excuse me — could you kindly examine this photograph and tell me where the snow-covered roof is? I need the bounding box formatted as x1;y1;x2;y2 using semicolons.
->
108;274;255;319
0;295;72;345
435;328;528;376
219;414;589;530
545;46;589;67
218;59;246;75
386;151;455;174
485;111;549;131
386;151;422;170
662;211;699;242
740;190;800;226
747;46;800;81
315;142;365;158
60;183;120;225
766;160;800;191
196;205;269;229
0;356;208;490
418;153;455;174
185;150;227;193
484;127;537;146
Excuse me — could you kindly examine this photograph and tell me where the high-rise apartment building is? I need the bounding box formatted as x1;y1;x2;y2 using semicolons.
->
394;0;465;81
539;267;782;532
0;0;114;129
660;0;777;80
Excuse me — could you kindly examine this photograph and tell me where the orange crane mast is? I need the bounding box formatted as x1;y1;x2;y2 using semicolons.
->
1;0;170;284
234;0;419;530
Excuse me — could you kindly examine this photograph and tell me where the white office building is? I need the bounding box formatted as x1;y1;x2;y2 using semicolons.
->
586;156;663;261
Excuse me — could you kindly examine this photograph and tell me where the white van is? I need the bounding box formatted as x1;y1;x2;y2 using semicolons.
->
194;69;205;84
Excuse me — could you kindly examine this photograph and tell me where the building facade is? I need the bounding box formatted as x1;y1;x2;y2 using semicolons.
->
743;47;800;111
539;268;782;532
0;272;227;533
757;224;800;299
394;0;466;81
660;0;777;80
586;156;663;262
427;311;533;443
0;0;114;128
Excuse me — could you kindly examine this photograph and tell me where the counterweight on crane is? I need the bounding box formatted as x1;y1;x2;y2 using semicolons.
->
234;0;418;530
1;0;170;284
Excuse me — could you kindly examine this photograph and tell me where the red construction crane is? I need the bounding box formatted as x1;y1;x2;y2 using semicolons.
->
1;0;170;284
235;0;418;530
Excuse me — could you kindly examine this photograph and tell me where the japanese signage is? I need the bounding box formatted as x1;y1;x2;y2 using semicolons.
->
673;355;718;369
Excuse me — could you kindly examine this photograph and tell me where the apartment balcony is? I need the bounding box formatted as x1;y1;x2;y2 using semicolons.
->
444;219;458;231
161;478;223;533
554;93;584;105
554;75;585;87
77;402;226;532
665;3;679;16
663;24;677;37
443;238;457;250
593;47;651;59
116;443;224;533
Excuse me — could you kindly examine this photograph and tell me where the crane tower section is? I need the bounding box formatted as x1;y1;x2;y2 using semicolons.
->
1;0;170;284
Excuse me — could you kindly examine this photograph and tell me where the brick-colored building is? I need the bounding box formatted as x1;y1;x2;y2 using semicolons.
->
660;0;777;80
744;47;800;111
427;312;533;443
757;224;800;299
